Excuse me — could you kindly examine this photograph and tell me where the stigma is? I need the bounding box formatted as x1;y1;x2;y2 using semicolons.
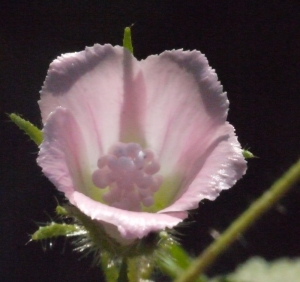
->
92;142;163;211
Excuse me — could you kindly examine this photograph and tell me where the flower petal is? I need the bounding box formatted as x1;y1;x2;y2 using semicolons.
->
39;44;147;157
139;50;246;209
160;123;246;213
70;191;182;240
141;50;228;171
37;107;107;202
38;107;183;240
37;46;246;240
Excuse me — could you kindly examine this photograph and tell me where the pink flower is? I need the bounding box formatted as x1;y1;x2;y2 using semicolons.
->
37;44;246;242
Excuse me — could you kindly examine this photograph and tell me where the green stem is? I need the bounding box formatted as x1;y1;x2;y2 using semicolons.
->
117;258;129;282
175;158;300;282
127;255;154;282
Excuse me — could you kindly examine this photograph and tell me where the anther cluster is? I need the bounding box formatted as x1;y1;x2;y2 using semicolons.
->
92;142;163;211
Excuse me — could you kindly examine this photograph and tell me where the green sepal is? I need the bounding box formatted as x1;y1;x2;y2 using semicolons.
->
156;233;189;278
123;27;134;54
65;205;187;281
36;204;195;282
65;205;125;280
31;222;83;241
242;149;256;159
9;113;43;146
55;205;68;216
65;205;123;254
156;231;206;282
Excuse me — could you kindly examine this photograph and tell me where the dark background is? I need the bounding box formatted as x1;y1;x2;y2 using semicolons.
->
1;1;300;281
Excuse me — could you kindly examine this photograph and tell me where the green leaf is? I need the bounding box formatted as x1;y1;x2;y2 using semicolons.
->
123;26;134;54
209;257;300;282
9;113;43;145
31;222;83;240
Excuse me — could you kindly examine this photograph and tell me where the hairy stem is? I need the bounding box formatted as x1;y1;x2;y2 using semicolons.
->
175;158;300;282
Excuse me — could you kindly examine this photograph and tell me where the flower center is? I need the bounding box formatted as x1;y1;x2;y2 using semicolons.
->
92;142;163;211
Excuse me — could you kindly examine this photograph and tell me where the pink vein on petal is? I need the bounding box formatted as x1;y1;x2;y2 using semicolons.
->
139;50;246;210
39;44;128;166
